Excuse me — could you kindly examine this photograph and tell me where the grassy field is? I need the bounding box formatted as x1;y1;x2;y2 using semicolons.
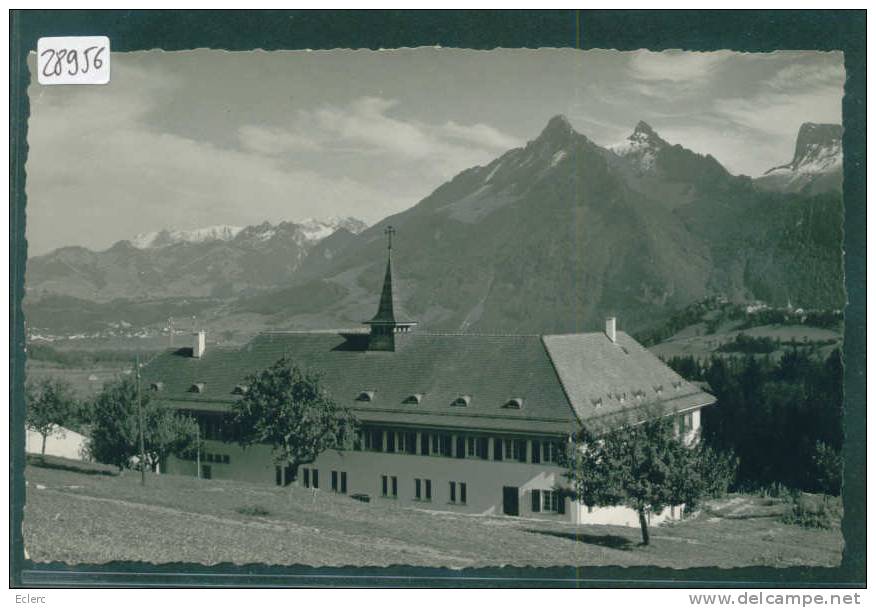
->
26;360;130;399
23;458;843;569
649;323;841;362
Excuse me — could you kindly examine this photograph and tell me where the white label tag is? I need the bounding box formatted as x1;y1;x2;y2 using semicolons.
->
37;36;110;85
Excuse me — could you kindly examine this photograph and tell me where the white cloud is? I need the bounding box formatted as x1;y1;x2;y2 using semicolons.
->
237;96;522;179
25;64;408;254
713;60;844;143
237;124;319;155
27;58;522;255
628;50;731;83
438;120;521;151
26;49;845;253
766;61;845;92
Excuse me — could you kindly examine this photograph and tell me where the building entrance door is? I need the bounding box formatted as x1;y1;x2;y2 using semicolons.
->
502;486;519;516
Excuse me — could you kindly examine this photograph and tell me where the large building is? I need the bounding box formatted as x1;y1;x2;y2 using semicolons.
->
144;229;715;525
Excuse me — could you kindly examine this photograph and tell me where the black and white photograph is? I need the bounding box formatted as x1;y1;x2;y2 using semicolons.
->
9;10;865;589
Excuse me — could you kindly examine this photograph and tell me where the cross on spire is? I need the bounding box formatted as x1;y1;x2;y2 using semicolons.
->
363;223;417;348
385;225;396;251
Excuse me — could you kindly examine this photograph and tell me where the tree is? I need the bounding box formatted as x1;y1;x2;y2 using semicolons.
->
87;375;197;472
811;441;842;496
680;349;844;494
567;408;733;546
25;377;77;457
669;441;738;512
227;357;357;486
141;402;198;473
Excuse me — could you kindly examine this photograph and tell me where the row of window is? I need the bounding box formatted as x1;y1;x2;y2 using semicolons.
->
165;380;526;409
383;475;467;505
271;466;563;516
153;382;248;395
356;428;562;465
178;450;230;464
195;416;224;441
295;467;349;494
174;382;684;404
355;391;523;410
185;411;565;466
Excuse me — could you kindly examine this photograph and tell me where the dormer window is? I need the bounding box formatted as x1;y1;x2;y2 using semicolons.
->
150;382;164;392
451;395;471;407
502;397;524;410
653;384;664;396
356;390;375;402
402;393;423;405
591;397;603;408
189;382;205;393
232;384;249;395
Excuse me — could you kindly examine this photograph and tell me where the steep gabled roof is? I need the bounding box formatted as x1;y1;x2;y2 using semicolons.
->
143;330;714;436
144;331;576;434
542;332;715;428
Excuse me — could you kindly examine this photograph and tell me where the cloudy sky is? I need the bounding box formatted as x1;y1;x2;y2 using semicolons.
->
26;48;844;255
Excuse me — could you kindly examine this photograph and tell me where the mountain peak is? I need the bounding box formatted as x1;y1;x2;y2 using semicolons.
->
765;122;842;177
627;120;668;148
129;224;244;249
798;122;842;139
633;120;657;136
123;217;367;251
610;120;670;172
793;123;842;162
537;114;575;141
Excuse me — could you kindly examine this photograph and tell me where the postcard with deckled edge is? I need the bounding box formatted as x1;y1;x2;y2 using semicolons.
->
10;9;865;589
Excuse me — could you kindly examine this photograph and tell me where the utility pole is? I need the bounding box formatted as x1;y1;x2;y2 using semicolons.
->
196;423;201;479
136;354;146;486
169;316;174;348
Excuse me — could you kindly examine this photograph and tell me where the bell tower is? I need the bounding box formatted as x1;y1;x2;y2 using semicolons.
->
364;225;417;351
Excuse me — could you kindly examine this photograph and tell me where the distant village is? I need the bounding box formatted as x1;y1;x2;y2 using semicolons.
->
26;297;843;347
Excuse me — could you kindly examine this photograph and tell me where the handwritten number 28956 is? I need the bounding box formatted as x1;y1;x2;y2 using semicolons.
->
40;46;105;78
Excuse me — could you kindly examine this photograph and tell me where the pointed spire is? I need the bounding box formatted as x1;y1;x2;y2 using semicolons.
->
365;226;417;331
369;228;398;324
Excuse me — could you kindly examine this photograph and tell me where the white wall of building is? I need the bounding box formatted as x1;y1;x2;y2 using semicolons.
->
25;426;87;461
164;419;700;528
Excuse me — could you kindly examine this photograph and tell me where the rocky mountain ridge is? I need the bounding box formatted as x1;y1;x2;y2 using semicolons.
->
25;117;844;339
757;122;843;194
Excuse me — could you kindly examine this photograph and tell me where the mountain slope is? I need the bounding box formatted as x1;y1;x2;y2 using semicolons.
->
757;123;843;194
26;218;366;302
277;117;842;334
25;118;844;338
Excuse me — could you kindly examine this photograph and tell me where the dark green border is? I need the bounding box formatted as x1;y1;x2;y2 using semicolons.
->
9;9;866;588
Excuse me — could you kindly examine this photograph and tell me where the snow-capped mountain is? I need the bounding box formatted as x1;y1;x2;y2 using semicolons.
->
758;123;843;194
289;115;840;334
130;225;244;249
299;217;368;242
25;116;842;338
610;120;670;173
26;216;368;301
128;217;366;250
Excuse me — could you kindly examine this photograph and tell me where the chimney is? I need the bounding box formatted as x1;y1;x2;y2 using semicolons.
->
192;330;206;358
605;317;617;343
